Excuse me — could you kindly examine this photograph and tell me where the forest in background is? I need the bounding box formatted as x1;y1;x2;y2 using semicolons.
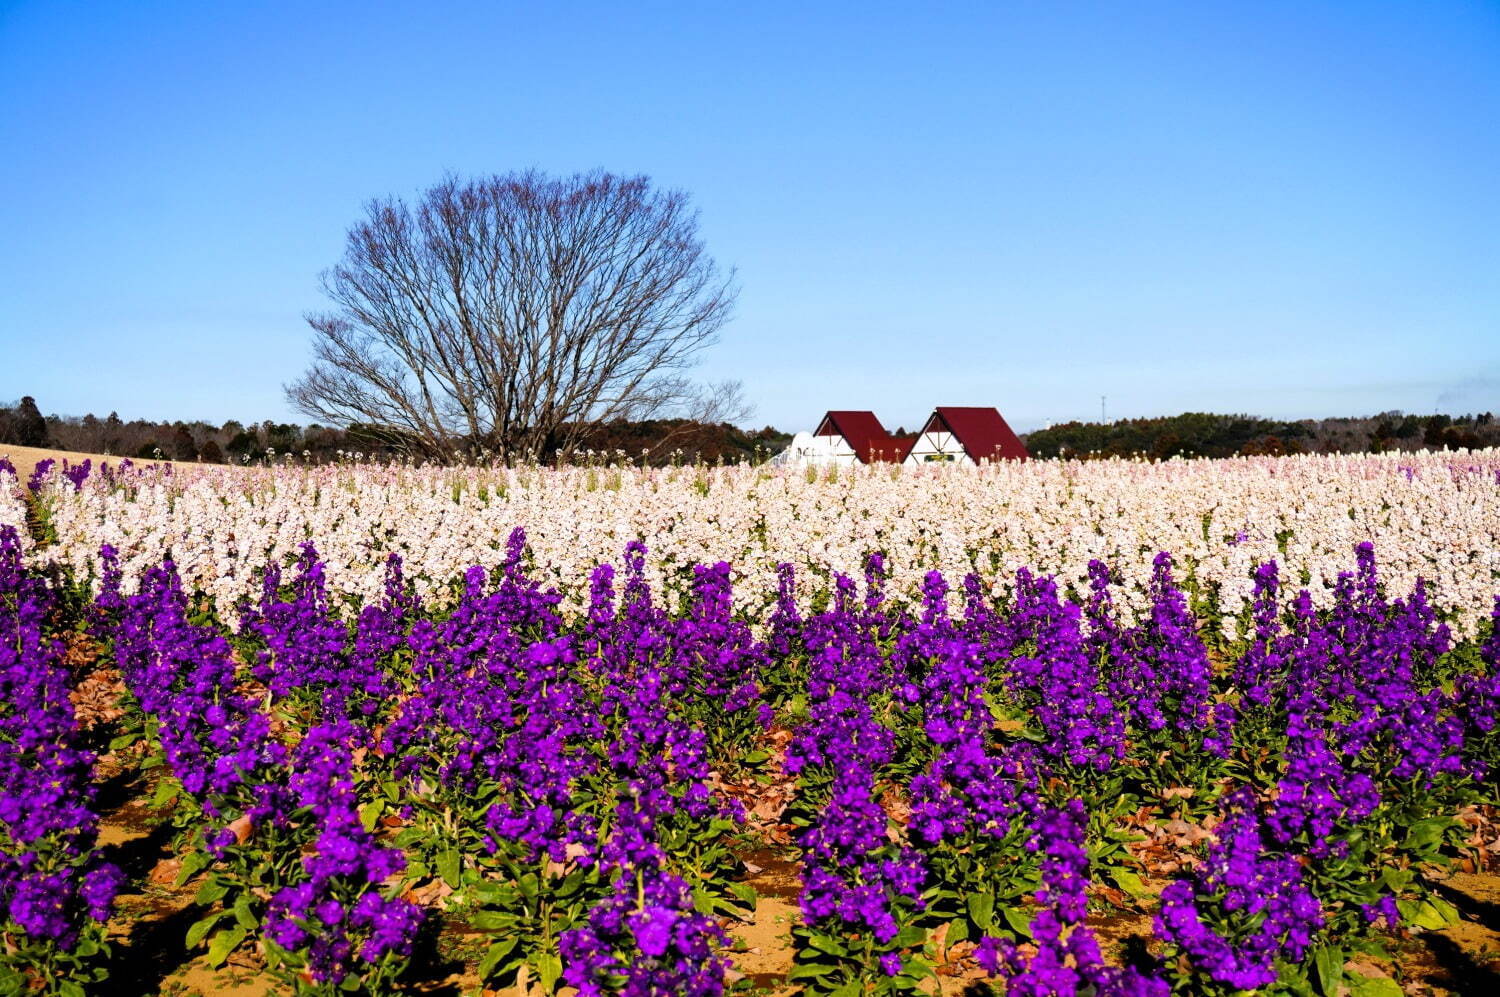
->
0;396;790;466
1;396;1496;465
1021;410;1500;459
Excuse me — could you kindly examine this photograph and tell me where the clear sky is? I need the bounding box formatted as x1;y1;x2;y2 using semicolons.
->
2;1;1497;434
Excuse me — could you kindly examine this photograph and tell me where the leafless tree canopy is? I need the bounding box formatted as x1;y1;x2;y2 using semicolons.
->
287;170;740;459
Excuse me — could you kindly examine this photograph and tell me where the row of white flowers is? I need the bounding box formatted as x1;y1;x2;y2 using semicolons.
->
0;461;28;553
5;450;1499;638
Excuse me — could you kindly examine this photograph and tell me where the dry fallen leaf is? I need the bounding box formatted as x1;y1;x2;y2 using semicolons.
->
149;858;182;886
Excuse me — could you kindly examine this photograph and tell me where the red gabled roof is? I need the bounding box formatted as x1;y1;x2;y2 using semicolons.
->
926;407;1029;462
814;411;910;463
881;434;917;462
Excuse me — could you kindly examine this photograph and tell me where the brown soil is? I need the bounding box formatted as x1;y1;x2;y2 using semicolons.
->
0;442;227;484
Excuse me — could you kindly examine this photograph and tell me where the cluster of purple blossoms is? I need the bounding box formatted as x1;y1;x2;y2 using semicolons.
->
346;554;416;719
264;721;423;985
767;561;804;658
670;561;773;726
1230;562;1289;709
1007;569;1126;772
381;527;585;809
103;552;288;846
560;866;729;997
1097;554;1233;757
0;525;123;953
1156;790;1323;990
1261;546;1468;859
1265;705;1380;859
25;459;54;494
480;637;604;864
789;569;927;976
799;774;926;949
240;544;361;710
908;637;1035;846
378;531;604;872
977;800;1165;997
1454;597;1500;776
561;544;735;995
1329;568;1465;785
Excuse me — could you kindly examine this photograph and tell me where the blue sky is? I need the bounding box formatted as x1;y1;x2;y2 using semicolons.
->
2;1;1497;433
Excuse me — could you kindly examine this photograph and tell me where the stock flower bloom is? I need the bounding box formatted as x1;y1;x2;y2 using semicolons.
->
0;526;122;955
979;801;1166;997
1157;790;1324;990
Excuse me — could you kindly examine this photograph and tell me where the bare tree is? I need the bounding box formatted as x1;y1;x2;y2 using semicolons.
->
287;170;740;460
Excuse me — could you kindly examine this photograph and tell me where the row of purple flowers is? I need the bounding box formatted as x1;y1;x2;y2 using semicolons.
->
2;520;1499;994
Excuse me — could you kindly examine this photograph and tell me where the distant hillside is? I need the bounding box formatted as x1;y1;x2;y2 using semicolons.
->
1021;411;1499;459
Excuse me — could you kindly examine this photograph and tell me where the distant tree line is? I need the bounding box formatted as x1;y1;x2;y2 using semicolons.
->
6;398;1493;466
1021;411;1499;460
0;397;790;466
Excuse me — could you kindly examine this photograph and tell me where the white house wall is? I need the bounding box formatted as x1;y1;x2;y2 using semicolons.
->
904;430;974;466
771;432;862;466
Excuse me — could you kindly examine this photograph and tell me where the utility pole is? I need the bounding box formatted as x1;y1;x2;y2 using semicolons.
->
1101;395;1107;424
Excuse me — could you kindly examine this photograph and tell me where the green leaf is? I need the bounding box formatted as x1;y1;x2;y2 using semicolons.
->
176;848;209;886
894;923;926;948
206;925;247;968
692;885;715;915
1401;817;1453;852
807;933;848;957
108;731;141;752
1313;944;1344;996
1347;974;1404;997
195;878;229;906
728;881;758;906
185;911;225;949
1401;899;1455;931
232;895;257;929
741;748;770;765
1379;867;1414;894
1429;895;1461;926
788;962;839;981
58;983;85;997
470;911;511;932
1002;905;1033;938
1110;868;1150;898
359;799;384;833
0;967;27;993
535;951;563;993
477;937;519;980
966;891;995;932
438;848;461;888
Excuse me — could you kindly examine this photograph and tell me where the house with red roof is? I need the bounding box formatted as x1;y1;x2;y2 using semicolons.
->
903;406;1029;464
771;407;1024;466
811;410;915;464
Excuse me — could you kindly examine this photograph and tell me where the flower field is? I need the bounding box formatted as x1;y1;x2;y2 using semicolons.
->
2;452;1500;995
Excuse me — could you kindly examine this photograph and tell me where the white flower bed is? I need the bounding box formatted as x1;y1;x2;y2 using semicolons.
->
20;451;1500;637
